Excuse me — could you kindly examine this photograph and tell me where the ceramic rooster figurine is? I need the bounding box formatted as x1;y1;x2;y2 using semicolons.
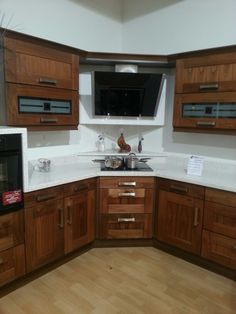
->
117;132;131;153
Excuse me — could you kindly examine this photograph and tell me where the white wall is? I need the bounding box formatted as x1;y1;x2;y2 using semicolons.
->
0;0;122;52
122;0;236;54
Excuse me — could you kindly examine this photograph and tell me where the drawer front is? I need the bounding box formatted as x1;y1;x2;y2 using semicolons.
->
204;201;236;239
159;178;204;199
64;178;96;197
0;210;24;251
100;188;153;214
100;214;152;239
99;177;155;189
205;188;236;207
6;84;78;127
5;37;78;90
202;230;236;270
0;244;25;287
24;186;64;209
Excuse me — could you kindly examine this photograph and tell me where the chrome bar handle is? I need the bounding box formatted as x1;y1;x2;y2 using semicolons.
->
199;83;219;90
36;194;56;202
118;182;136;187
67;206;72;225
118;217;135;223
40;118;58;123
39;78;57;85
193;207;199;227
58;208;64;228
196;121;216;127
118;192;136;197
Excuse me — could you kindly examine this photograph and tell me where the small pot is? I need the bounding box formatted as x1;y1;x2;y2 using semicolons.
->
105;156;123;169
125;153;139;169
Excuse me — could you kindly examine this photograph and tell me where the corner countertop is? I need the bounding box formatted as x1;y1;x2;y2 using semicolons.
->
25;153;236;193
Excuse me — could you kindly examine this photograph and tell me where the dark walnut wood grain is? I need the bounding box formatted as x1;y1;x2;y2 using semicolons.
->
156;181;204;254
99;177;155;239
64;179;96;254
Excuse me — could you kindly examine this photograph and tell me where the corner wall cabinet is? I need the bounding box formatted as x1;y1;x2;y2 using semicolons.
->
2;36;79;130
173;52;236;131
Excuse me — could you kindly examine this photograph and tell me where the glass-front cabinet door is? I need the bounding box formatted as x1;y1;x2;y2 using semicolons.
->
173;92;236;130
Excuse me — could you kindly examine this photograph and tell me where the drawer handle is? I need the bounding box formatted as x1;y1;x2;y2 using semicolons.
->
39;78;57;85
0;257;4;265
74;186;87;193
118;182;136;187
118;217;135;223
67;206;72;225
199;83;219;90
36;193;56;202
40;118;58;124
58;208;64;228
118;192;136;197
196;121;216;127
193;207;199;227
169;185;188;194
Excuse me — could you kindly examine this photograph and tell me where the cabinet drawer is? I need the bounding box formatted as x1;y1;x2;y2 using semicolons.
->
24;186;64;209
0;244;25;287
6;84;78;128
4;37;79;90
99;177;155;189
205;188;236;207
202;230;236;270
64;178;96;197
204;201;236;239
100;188;153;214
100;214;152;239
0;210;24;251
159;178;204;199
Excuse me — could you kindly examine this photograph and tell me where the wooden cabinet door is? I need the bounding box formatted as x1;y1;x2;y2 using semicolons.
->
157;190;203;254
64;189;95;254
4;37;79;90
24;199;64;272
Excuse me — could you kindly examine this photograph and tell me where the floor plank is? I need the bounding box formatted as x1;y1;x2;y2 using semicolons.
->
0;247;235;314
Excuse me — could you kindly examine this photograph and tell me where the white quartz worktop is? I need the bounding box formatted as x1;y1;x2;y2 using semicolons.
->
26;153;236;193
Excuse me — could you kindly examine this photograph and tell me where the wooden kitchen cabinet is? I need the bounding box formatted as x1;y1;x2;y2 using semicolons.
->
24;186;65;272
175;53;236;94
2;34;79;130
98;177;154;239
64;179;96;254
156;179;204;254
201;188;236;270
0;210;25;286
174;52;236;131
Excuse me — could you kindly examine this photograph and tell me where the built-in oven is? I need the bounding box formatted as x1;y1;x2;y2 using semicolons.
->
0;134;24;214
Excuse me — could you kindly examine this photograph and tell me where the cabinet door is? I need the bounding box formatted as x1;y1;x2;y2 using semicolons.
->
202;230;236;270
4;37;79;90
6;83;78;129
24;199;64;272
64;189;95;254
157;190;203;254
0;244;25;287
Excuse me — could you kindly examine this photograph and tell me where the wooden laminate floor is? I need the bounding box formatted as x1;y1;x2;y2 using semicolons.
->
0;247;235;314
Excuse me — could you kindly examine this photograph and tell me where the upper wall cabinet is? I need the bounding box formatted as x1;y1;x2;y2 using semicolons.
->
1;36;79;130
173;52;236;132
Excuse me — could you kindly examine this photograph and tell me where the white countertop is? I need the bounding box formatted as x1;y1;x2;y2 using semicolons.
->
26;153;236;193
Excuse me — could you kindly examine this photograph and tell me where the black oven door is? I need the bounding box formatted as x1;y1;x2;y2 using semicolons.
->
0;151;23;214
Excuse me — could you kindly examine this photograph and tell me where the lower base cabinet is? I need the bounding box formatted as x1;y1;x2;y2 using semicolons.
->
24;179;96;272
0;244;25;287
